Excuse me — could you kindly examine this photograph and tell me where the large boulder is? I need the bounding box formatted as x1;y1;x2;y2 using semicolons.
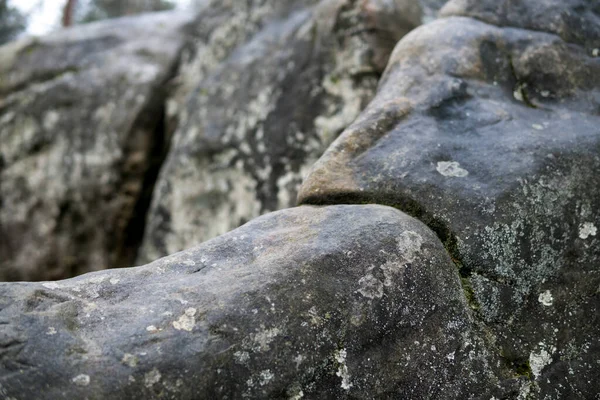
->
0;205;510;398
136;0;422;264
0;12;193;281
299;0;600;397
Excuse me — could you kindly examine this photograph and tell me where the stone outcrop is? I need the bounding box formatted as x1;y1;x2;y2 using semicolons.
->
0;0;599;398
299;0;600;397
136;0;422;264
0;0;425;278
0;12;193;281
0;205;511;399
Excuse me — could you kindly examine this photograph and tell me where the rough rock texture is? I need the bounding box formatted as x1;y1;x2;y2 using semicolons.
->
1;0;599;398
0;12;192;281
136;0;422;264
300;0;600;397
0;205;511;399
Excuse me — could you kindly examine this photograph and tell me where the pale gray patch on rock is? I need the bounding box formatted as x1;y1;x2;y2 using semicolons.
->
144;368;161;388
537;290;553;306
172;307;197;331
436;161;469;177
72;374;90;386
579;222;597;239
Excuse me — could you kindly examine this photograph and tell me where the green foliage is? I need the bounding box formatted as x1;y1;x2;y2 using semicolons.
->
0;0;26;45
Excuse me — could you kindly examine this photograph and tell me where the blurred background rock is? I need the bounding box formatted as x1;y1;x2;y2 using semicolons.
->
1;0;206;43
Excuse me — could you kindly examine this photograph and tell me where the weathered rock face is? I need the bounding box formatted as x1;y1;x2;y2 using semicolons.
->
1;0;599;397
0;205;511;399
300;0;600;397
0;12;192;281
136;0;422;264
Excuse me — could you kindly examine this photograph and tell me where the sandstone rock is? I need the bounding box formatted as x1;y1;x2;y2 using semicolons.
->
299;1;600;397
0;12;192;281
136;0;422;264
0;205;512;399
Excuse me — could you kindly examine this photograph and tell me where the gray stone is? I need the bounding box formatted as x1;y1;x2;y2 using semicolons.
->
420;0;449;22
136;0;422;264
299;1;600;397
0;12;193;281
0;205;509;398
440;0;600;50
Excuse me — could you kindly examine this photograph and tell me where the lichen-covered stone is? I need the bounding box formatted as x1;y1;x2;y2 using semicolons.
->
0;12;193;281
136;0;422;264
299;1;600;397
0;205;510;399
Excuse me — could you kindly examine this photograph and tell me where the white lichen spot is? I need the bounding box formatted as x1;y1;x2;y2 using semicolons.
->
335;349;352;390
259;369;274;386
254;327;280;351
579;222;597;239
436;161;469;177
538;290;553;307
109;278;120;285
72;374;90;386
122;353;138;367
593;48;599;57
396;231;424;262
172;308;197;331
293;354;305;369
42;282;60;290
46;327;57;335
357;273;384;299
532;124;544;130
146;325;158;333
540;90;550;97
529;345;555;378
234;351;250;364
144;368;161;388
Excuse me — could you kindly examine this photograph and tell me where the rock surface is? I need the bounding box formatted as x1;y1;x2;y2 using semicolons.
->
300;0;600;397
0;205;509;399
0;12;192;281
1;0;599;398
136;0;422;264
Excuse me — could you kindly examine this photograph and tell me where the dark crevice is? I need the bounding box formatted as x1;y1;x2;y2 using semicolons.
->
111;49;185;269
114;103;170;267
507;55;537;109
502;355;533;380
